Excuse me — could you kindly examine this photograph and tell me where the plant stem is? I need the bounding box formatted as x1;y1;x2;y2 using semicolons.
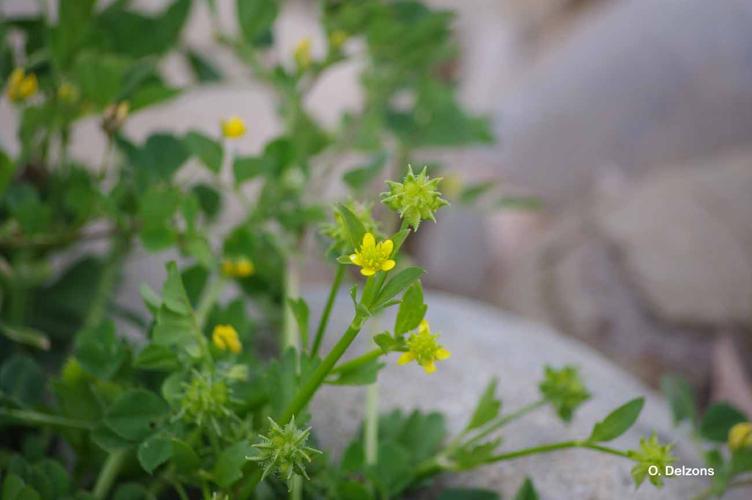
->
460;400;546;449
283;259;301;351
0;408;94;430
311;264;345;356
83;235;130;329
93;449;127;500
483;440;630;465
365;383;379;465
279;313;365;424
330;348;382;375
290;475;302;500
195;275;226;329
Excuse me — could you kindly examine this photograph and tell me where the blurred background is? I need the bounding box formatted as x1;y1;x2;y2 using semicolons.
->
2;0;752;415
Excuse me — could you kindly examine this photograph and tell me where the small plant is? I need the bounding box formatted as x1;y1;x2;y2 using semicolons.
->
0;1;691;499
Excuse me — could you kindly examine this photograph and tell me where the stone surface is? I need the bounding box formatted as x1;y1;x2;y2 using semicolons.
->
499;151;752;386
493;0;752;205
597;153;752;326
307;288;705;499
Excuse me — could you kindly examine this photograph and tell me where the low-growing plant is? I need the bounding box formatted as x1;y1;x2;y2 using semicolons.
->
0;1;701;499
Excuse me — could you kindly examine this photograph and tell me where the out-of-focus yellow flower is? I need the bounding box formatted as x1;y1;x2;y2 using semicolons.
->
294;37;312;70
57;82;79;103
221;256;255;278
102;101;129;135
397;320;451;374
221;116;247;139
729;422;752;452
329;30;348;51
212;324;242;353
6;68;38;102
349;232;395;276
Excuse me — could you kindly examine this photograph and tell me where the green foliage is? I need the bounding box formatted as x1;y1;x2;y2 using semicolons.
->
700;403;747;442
0;1;662;498
588;398;644;442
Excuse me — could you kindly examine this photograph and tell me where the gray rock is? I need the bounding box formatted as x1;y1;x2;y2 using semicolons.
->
307;289;705;499
494;0;752;205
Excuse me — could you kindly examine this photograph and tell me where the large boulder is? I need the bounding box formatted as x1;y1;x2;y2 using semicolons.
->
493;0;752;205
308;289;707;499
500;151;752;387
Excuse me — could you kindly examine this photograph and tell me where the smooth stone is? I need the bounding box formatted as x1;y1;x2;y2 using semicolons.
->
307;288;706;499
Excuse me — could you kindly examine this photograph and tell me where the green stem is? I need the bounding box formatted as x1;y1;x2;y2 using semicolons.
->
0;408;94;430
330;348;382;375
279;313;365;424
459;400;546;449
364;383;379;465
84;235;130;329
312;264;345;356
290;475;302;500
481;440;630;465
195;275;226;329
93;449;127;500
283;259;301;351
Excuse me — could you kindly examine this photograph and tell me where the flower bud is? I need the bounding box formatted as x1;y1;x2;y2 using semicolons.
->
728;422;752;452
247;417;322;490
538;365;590;422
212;324;242;353
102;101;129;135
629;434;677;488
294;38;313;71
381;166;449;230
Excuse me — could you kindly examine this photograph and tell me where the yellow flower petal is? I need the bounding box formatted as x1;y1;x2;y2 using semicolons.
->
423;362;437;374
361;267;376;276
381;239;394;256
397;352;415;365
436;348;451;360
362;232;375;249
350;253;363;266
419;319;430;332
381;259;396;271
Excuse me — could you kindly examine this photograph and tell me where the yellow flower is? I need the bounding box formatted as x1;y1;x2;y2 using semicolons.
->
294;37;312;70
349;232;396;276
212;324;242;353
221;257;255;278
329;30;348;51
729;422;752;452
397;320;451;374
221;116;246;139
6;68;38;102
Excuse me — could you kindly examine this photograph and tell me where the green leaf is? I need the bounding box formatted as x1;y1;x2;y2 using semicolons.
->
287;297;310;350
186;49;222;82
513;478;539;500
394;282;427;335
96;0;192;59
438;488;499;500
139;283;161;314
104;389;169;441
0;148;16;196
74;320;127;379
660;375;697;426
212;441;253;488
51;0;96;68
133;344;179;371
184;131;223;174
0;355;44;407
92;424;133;453
373;332;404;354
124;133;189;186
465;378;502;432
137;434;172;474
112;483;152;500
374;267;424;309
2;474;27;500
338;203;367;251
370;442;412;497
589;398;644;442
699;403;747;442
237;0;278;45
72;52;129;107
233;155;266;184
170;438;200;474
192;184;222;219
